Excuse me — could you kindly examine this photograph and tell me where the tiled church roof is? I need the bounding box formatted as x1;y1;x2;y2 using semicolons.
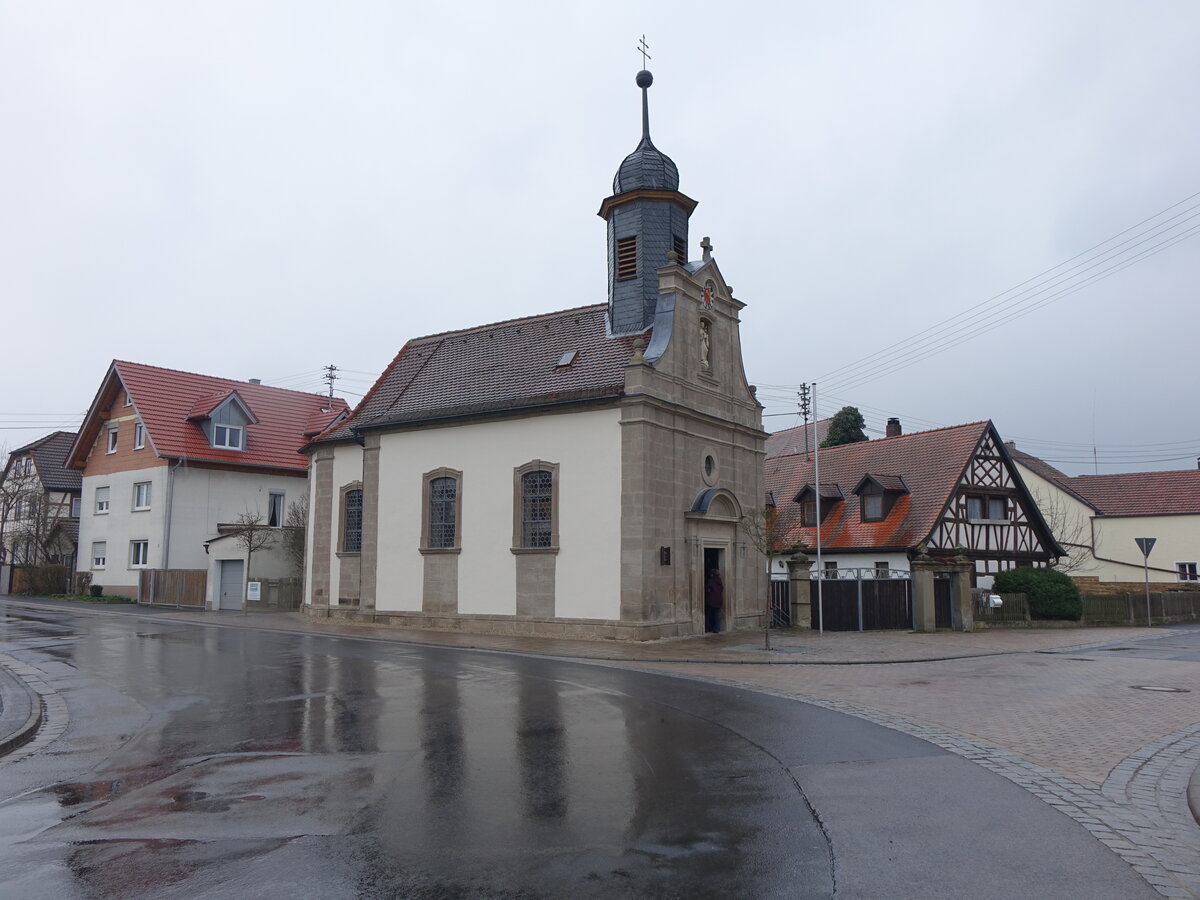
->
315;304;643;443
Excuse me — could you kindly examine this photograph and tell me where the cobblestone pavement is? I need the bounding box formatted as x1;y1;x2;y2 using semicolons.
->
622;636;1200;898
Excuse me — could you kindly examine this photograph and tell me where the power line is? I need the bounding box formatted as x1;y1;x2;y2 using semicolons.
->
812;191;1200;393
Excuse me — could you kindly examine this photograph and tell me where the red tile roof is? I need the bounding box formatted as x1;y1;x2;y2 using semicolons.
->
765;422;990;551
765;418;831;459
316;304;643;443
70;361;349;472
1065;470;1200;517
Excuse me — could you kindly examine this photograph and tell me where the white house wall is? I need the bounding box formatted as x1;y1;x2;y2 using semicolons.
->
79;470;167;592
167;467;306;570
1089;514;1200;583
769;550;911;579
371;408;623;618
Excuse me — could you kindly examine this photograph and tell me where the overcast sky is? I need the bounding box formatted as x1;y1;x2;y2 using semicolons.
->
2;1;1196;475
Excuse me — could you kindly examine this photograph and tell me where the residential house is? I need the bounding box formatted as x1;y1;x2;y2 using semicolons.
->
1009;444;1200;586
0;431;82;592
765;420;1063;586
67;361;347;605
303;70;766;639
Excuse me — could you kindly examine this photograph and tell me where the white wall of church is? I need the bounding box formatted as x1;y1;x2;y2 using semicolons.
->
372;408;623;619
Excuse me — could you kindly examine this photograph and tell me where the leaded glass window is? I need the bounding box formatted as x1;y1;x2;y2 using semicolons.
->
521;470;553;548
429;477;457;549
343;489;363;553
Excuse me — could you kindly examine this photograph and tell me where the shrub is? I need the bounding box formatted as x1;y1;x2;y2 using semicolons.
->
89;584;104;598
994;567;1081;620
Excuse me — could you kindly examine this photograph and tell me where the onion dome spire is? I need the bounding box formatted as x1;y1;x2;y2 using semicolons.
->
613;70;680;194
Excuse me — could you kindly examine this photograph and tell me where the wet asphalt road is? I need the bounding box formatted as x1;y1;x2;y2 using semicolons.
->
0;602;1156;899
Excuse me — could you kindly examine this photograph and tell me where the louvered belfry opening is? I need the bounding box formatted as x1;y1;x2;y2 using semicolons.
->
616;236;637;280
673;235;685;264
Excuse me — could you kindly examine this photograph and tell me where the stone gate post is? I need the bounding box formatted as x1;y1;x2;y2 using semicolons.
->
910;553;937;633
950;554;975;632
786;551;812;629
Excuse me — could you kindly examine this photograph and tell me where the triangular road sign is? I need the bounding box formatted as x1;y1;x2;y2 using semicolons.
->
1135;537;1156;558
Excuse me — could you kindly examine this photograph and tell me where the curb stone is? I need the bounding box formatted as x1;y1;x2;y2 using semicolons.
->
0;660;43;756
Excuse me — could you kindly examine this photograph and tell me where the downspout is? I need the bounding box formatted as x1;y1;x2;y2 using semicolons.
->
162;457;185;570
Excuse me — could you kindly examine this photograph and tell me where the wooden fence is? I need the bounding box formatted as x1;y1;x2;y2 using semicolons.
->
138;569;207;609
1083;592;1200;626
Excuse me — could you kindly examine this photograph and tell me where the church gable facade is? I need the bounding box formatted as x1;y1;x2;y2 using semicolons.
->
302;70;765;640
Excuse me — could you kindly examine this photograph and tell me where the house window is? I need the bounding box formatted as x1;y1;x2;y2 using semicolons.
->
130;540;149;568
124;390;132;407
212;423;243;450
862;493;884;522
95;486;110;514
268;491;284;527
616;236;637;280
71;497;81;517
967;495;1007;521
1177;562;1199;582
340;487;363;554
133;422;145;449
823;560;838;579
91;542;107;569
107;427;118;454
22;457;31;475
513;461;559;552
802;499;818;526
133;481;152;510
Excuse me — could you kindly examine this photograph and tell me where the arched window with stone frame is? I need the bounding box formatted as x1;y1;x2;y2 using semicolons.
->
338;482;363;554
421;467;463;552
512;460;560;552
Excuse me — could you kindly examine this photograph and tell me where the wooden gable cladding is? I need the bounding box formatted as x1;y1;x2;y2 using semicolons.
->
927;425;1056;570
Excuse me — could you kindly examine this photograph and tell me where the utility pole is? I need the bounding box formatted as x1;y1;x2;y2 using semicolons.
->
797;384;811;459
813;383;824;634
322;364;338;399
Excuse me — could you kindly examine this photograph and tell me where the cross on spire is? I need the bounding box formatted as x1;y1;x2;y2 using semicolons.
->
637;34;651;69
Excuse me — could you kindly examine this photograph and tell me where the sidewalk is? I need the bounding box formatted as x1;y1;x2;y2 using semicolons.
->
2;594;1160;664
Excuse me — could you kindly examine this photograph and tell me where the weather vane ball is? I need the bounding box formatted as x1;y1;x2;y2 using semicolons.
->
636;70;653;88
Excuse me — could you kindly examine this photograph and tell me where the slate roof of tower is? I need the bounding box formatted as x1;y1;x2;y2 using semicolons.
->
69;361;349;472
5;431;81;493
765;422;992;551
315;304;643;443
613;136;680;193
1065;470;1200;517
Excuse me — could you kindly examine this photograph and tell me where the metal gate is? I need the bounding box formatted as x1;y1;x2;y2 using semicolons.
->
810;569;913;631
770;580;791;627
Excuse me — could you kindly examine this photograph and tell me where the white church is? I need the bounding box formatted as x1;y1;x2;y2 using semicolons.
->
302;70;766;640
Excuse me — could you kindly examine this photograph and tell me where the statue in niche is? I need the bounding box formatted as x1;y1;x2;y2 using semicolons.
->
700;319;711;372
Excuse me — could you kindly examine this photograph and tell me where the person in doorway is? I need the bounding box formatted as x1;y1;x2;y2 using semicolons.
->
704;568;724;633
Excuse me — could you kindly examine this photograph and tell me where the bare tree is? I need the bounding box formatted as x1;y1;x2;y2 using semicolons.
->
232;511;276;612
1032;487;1096;574
740;504;796;650
1;455;50;565
280;495;308;579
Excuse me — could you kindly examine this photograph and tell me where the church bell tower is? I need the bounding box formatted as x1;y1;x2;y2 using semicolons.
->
599;70;698;335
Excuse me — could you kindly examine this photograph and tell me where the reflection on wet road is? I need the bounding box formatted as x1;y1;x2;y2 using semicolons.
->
0;606;829;898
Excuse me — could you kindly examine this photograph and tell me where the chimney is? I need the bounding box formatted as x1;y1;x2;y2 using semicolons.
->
248;378;261;385
886;417;902;438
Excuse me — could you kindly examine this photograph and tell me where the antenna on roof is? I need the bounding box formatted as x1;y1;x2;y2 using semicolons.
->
322;364;338;399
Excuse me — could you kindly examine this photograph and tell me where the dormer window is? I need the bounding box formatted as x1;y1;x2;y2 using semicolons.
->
853;474;909;524
795;483;843;526
213;423;243;450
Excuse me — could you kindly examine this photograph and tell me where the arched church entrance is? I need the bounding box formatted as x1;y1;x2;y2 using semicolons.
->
687;488;742;635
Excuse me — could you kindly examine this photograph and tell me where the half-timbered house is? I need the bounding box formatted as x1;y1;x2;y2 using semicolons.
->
765;420;1064;586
